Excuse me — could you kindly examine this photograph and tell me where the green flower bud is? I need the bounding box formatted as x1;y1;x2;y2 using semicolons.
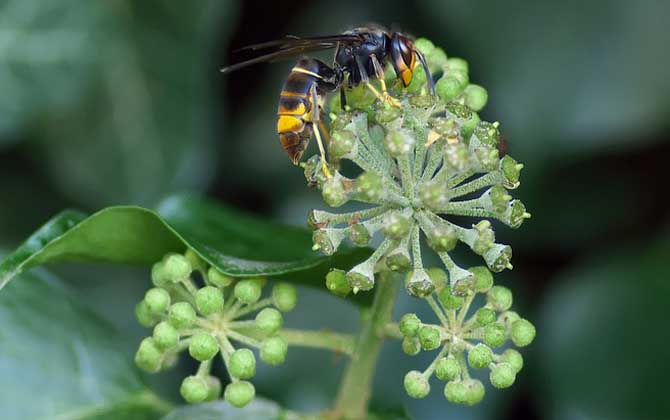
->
435;355;461;381
224;381;255;408
151;261;169;287
402;336;421;356
444;142;470;173
437;76;466;102
195;286;224;316
490;362;516;389
260;336;288;366
500;155;523;187
180;375;208;403
463;379;486;406
184;249;207;273
376;105;402;123
488;185;512;213
418;325;441;351
161;351;179;370
487;286;513;311
414;38;435;57
473;121;501;148
404;371;430;399
346;269;375;293
506;200;531;228
428;47;448;69
469;266;493;293
153;321;179;350
386;245;412;272
135;301;158;328
444;380;467;404
347;223;371;247
255;308;283;335
463;84;488;111
446;101;473;121
329;129;357;160
501;348;524;373
385;129;415;157
383;211;412;240
483;322;507;348
326;269;352;297
500;310;521;327
234;279;262;305
208;267;233;288
426;267;448;291
144;287;171;315
229;348;256;379
168;302;196;329
322;176;350;207
418;179;449;210
483;244;513;272
162;253;192;283
399;313;421;337
312;228;343;256
470;220;495;255
272;282;298;312
476;307;497;326
511;318;536;347
468;343;493;369
405;269;435;298
460;111;480;140
426;224;458;252
472;145;499;172
189;333;219;362
204;375;222;401
438;287;464;310
449;267;477;296
135;337;163;373
448;57;468;73
355;172;385;202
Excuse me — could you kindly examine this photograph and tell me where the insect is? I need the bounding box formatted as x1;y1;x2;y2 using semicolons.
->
221;25;436;177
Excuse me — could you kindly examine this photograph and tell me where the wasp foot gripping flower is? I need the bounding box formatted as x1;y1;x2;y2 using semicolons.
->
300;38;535;407
398;266;535;404
134;251;297;407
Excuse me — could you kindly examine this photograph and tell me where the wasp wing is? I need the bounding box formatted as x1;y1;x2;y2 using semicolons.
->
221;34;363;74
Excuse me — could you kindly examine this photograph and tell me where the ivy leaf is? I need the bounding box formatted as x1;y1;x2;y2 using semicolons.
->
0;267;173;419
0;194;370;293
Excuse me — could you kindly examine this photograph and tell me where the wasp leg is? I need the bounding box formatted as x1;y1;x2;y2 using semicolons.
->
355;56;401;109
370;54;402;108
311;85;332;178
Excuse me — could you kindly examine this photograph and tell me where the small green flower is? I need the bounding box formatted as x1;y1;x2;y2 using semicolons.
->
224;381;255;408
402;337;421;356
168;302;197;329
208;267;233;288
229;348;257;379
135;301;158;328
144;287;170;315
468;343;493;369
234;279;262;305
501;348;524;373
255;308;283;335
475;307;497;326
435;356;460;381
260;336;288;366
272;283;297;312
153;321;179;350
463;84;488;111
490;363;516;389
189;333;219;362
404;371;430;399
195;286;224;316
326;269;352;297
399;313;422;337
162;253;192;283
470;266;493;292
486;286;513;311
180;375;209;403
483;323;507;348
135;337;163;373
418;325;441;351
510;318;536;347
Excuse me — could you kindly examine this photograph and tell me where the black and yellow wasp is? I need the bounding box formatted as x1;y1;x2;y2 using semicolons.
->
221;25;435;177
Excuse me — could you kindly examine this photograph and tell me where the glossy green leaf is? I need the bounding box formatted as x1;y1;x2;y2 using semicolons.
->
0;194;370;294
0;267;173;419
537;237;670;419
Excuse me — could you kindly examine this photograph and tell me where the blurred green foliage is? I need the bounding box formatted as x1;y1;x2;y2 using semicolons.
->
0;0;668;419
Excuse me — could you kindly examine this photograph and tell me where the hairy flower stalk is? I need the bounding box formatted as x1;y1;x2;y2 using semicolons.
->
305;38;535;406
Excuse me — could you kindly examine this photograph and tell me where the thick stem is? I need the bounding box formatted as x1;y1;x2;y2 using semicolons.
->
332;272;399;419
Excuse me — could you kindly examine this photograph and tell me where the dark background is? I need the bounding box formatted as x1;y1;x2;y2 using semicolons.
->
0;1;668;419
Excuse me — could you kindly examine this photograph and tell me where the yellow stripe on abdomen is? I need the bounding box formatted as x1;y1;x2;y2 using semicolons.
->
277;115;304;133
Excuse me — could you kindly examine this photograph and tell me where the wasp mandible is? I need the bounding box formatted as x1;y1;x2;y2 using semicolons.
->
221;25;436;178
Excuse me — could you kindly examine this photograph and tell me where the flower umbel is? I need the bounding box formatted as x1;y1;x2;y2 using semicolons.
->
303;38;534;405
134;251;296;407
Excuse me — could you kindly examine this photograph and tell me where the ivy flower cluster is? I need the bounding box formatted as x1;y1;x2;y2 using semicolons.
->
398;266;535;404
134;251;297;408
304;38;534;404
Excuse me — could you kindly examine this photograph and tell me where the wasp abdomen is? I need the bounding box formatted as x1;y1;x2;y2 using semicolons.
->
277;59;322;164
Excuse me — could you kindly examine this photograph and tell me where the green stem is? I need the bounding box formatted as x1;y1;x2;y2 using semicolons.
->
333;272;399;419
280;329;356;355
449;171;502;198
